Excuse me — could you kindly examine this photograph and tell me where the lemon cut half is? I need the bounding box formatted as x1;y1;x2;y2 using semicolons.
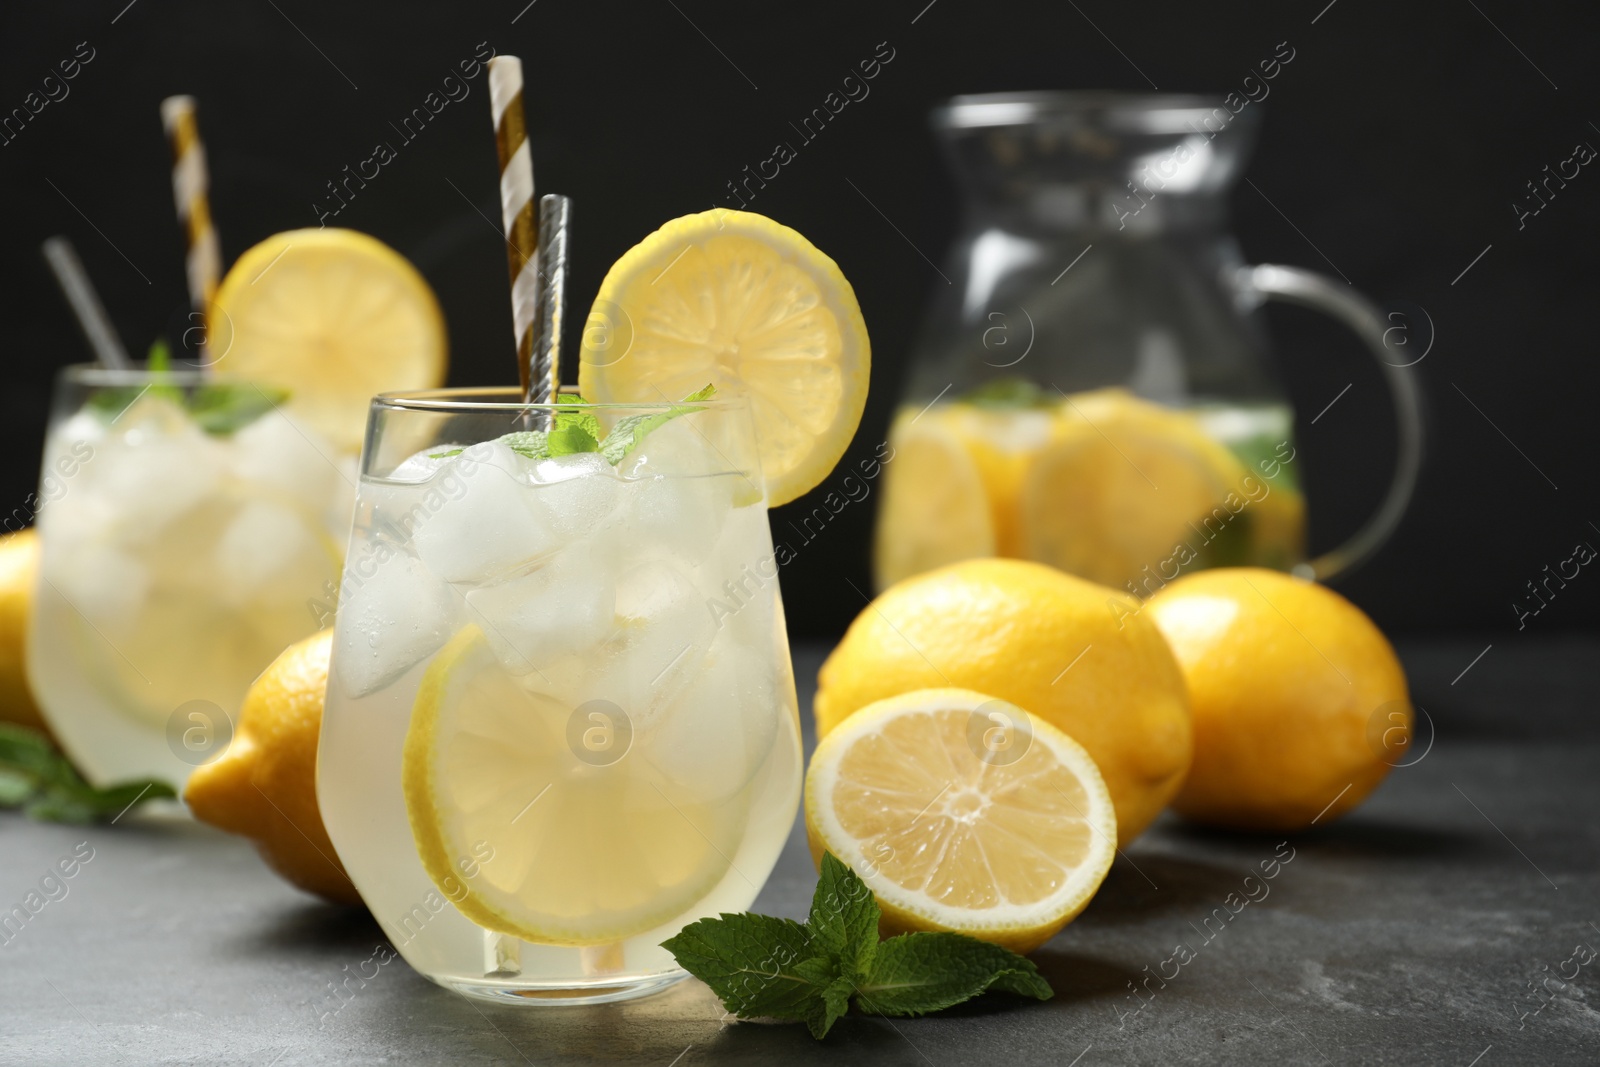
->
805;687;1116;953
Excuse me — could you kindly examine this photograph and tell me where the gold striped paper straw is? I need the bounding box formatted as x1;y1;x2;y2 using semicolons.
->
160;95;221;360
487;56;553;403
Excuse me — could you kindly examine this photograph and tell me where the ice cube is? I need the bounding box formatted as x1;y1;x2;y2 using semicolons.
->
323;457;358;542
411;442;557;584
51;544;150;631
388;444;468;483
92;418;224;539
610;559;718;727
621;473;736;565
36;417;105;522
214;499;324;604
38;489;115;559
47;412;106;468
336;550;458;698
465;545;615;678
618;416;723;479
699;502;781;629
529;454;621;538
229;410;341;509
644;644;782;804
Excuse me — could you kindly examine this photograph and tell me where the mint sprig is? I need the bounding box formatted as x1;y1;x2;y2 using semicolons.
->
430;384;717;466
0;724;175;824
662;854;1051;1039
86;339;291;436
960;378;1056;410
596;383;717;464
187;383;292;434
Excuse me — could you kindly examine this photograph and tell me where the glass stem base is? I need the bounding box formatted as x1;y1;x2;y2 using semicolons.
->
434;968;690;1006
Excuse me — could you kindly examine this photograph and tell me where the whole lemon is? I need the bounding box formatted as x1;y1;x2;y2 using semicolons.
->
0;529;49;736
185;630;361;905
816;558;1192;844
1144;567;1410;830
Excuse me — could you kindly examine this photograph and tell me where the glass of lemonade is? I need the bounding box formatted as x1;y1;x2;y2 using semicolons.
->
28;363;351;787
317;388;803;1004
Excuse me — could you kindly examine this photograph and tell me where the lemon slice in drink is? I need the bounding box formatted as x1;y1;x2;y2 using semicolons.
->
873;412;995;590
401;628;742;946
577;210;869;507
1019;390;1247;590
210;229;447;453
804;688;1117;953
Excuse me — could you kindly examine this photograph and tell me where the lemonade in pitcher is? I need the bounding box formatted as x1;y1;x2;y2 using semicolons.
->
874;383;1306;595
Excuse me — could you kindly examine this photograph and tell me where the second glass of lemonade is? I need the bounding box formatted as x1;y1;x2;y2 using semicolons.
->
318;389;802;1003
28;363;352;786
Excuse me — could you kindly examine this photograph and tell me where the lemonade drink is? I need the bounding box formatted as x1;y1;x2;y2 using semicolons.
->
27;365;352;787
874;386;1306;594
317;391;802;1002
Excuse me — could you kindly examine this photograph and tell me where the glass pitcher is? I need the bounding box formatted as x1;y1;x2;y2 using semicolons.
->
873;92;1421;597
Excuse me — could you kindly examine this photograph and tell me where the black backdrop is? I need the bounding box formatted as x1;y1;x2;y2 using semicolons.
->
2;0;1596;639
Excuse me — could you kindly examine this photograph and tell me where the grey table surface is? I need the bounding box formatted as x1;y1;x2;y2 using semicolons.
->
3;636;1599;1067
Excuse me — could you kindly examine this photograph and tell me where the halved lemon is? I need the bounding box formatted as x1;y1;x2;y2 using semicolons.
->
1019;390;1248;590
210;229;447;453
873;411;995;590
401;628;743;946
804;688;1117;953
577;210;869;507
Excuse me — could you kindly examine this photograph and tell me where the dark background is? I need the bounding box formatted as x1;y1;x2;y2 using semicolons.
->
1;0;1595;640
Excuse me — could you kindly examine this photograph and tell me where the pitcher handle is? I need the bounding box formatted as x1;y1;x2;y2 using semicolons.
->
1236;264;1425;581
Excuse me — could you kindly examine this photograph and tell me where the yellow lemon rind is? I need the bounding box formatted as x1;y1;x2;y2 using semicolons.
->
805;687;1117;954
577;209;869;508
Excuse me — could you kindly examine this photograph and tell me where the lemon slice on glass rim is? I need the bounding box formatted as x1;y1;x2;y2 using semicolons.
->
577;209;869;507
209;228;448;454
805;687;1117;953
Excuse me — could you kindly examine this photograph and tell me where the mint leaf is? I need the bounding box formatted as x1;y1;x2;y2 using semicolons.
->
1224;432;1302;493
0;768;34;805
0;723;71;785
961;378;1054;410
662;912;827;1021
187;383;291;435
597;383;716;464
852;932;1052;1017
0;724;175;823
811;975;856;1039
809;852;880;981
144;339;186;406
499;431;550;461
83;342;290;435
553;396;601;438
546;421;598;457
422;387;718;469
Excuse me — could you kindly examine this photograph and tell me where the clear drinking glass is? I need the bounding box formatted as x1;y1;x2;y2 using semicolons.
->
28;363;353;787
317;388;803;1004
